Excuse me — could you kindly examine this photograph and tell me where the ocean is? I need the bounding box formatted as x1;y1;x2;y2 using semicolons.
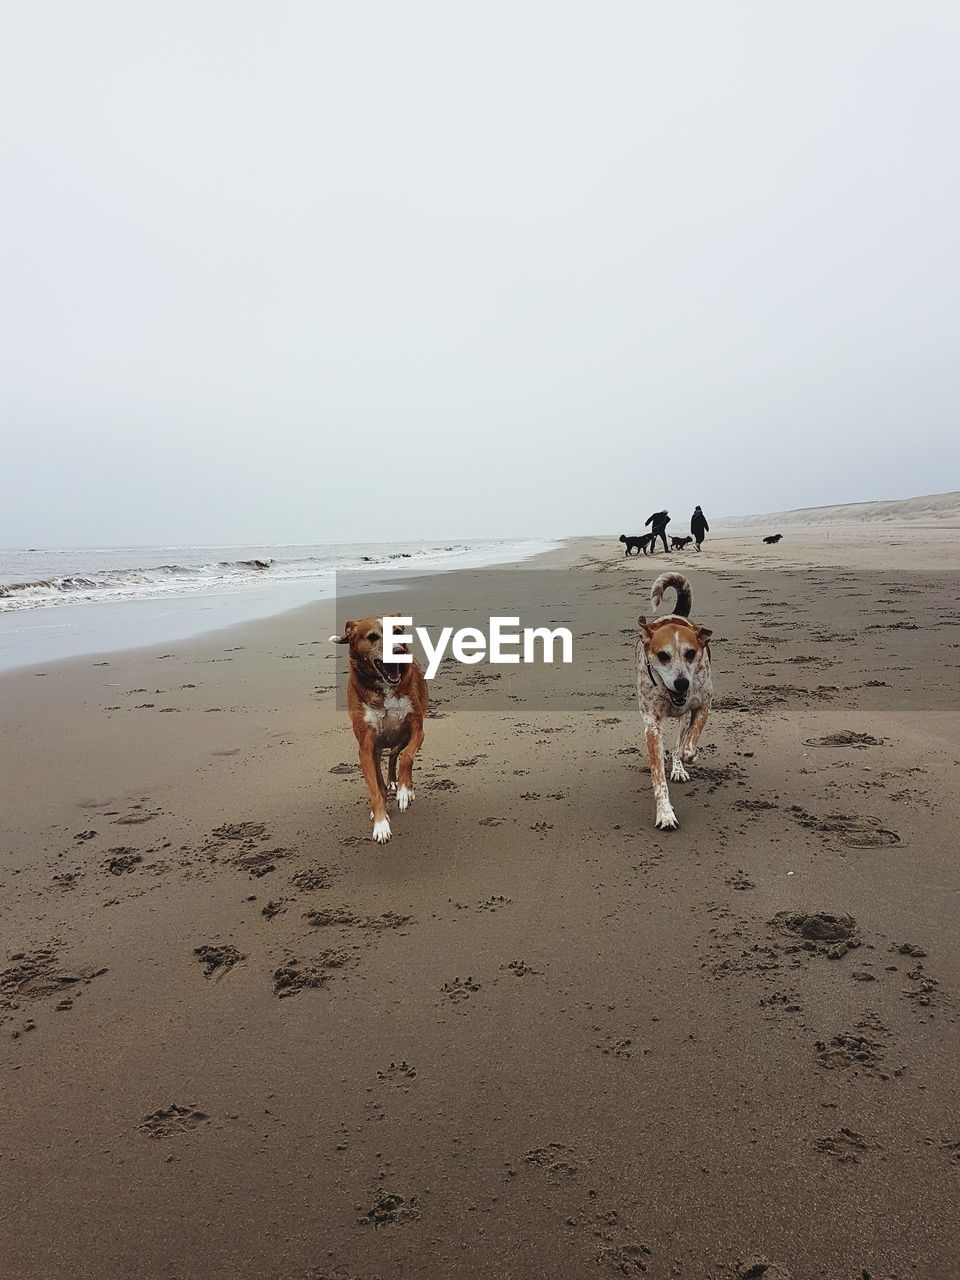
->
0;538;557;673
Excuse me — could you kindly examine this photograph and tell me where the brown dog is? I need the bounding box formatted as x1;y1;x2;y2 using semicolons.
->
330;614;428;843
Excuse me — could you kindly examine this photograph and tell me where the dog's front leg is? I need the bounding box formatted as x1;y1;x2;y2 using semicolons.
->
670;716;691;783
358;732;391;843
395;717;424;812
643;716;678;830
681;705;709;765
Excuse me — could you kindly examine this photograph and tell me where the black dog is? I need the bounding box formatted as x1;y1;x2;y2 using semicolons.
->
670;536;693;550
619;533;654;556
763;534;783;545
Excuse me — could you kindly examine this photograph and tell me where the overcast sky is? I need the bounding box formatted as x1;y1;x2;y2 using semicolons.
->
2;2;958;548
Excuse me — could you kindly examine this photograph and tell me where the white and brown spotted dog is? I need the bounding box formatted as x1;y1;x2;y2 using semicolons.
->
635;572;713;829
330;615;428;843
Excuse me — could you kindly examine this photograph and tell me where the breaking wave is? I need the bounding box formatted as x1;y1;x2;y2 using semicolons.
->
0;541;545;612
0;559;278;604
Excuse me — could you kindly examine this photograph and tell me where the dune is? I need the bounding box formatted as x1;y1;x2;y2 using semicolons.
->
717;488;960;527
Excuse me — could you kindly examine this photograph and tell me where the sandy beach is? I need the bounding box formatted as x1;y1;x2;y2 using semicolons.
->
2;520;959;1279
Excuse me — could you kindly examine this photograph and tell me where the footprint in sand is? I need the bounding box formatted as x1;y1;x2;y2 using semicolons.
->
773;911;861;959
595;1031;644;1060
815;1032;886;1076
899;962;941;1011
356;1190;421;1228
114;805;163;826
376;1060;418;1087
596;1241;652;1274
193;944;244;978
814;1126;877;1164
1;948;107;1016
440;975;481;1002
789;808;901;848
425;777;459;791
272;952;349;997
232;848;293;878
476;895;511;913
289;865;332;892
208;821;268;843
735;1259;794;1280
304;907;410;930
105;849;142;876
725;871;756;890
523;1142;578;1180
138;1105;209;1138
803;731;884;748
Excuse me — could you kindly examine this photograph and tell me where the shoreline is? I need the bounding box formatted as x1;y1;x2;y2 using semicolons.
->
5;519;959;680
0;537;564;677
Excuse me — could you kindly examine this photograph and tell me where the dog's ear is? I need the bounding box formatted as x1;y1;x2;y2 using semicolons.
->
329;620;358;645
697;627;713;643
382;613;411;653
637;615;653;642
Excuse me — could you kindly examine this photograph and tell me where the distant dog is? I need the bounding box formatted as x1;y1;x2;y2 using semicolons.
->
763;534;783;545
619;533;654;556
635;573;713;830
330;615;428;843
670;536;693;550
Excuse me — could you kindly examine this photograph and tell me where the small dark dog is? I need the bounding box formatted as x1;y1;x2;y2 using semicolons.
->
670;536;693;550
763;534;783;545
620;533;654;556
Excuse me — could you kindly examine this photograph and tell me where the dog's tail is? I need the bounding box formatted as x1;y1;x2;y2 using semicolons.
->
651;572;692;617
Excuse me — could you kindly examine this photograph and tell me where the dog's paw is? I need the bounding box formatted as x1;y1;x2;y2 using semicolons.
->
371;818;392;844
397;785;414;812
670;758;690;783
655;807;679;830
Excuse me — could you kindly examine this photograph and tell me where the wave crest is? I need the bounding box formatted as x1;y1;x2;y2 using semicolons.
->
0;559;277;607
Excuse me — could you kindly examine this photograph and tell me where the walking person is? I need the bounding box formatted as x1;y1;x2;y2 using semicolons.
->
691;504;709;551
645;509;671;553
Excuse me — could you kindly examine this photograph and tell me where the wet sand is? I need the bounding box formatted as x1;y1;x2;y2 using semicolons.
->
2;526;959;1279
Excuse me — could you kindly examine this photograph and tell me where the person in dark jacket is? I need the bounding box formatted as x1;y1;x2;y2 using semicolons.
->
691;505;709;551
645;509;671;553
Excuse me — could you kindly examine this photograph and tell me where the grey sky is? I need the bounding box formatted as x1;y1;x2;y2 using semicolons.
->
2;2;959;547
